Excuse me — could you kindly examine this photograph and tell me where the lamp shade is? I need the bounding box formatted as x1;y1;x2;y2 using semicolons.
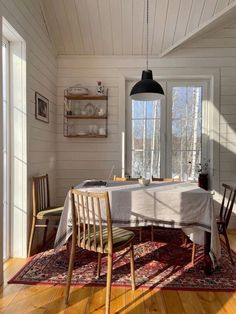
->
130;70;164;101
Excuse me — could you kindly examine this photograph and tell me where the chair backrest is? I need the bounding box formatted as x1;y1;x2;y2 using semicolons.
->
70;189;113;254
152;177;175;182
32;174;50;215
113;176;138;181
219;183;236;229
113;176;127;181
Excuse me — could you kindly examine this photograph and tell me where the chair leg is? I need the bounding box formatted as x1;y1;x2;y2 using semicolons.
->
28;216;36;257
43;219;49;247
139;227;142;242
183;234;188;247
65;239;76;305
97;252;102;278
151;225;154;242
192;242;196;265
66;238;72;259
106;253;113;314
222;228;234;266
130;243;135;291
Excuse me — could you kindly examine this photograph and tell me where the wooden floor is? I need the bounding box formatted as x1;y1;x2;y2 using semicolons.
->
1;231;236;314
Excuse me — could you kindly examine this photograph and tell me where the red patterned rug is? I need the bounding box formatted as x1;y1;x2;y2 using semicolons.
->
8;229;236;291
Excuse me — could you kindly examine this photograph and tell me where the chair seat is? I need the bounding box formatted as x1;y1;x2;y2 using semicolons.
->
80;226;135;253
36;207;63;219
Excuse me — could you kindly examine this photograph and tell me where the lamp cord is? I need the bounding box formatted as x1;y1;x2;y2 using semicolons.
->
146;0;149;71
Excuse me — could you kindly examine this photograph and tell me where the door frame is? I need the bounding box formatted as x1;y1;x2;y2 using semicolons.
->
125;79;210;180
2;35;11;261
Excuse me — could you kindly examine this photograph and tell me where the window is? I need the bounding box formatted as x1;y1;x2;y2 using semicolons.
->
2;18;27;258
2;37;10;261
169;85;203;181
126;81;208;181
130;100;161;178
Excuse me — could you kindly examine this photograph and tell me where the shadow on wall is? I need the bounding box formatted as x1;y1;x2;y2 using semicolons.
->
212;121;236;226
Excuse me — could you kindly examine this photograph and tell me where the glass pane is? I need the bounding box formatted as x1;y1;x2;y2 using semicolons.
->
131;100;161;177
146;100;161;119
172;86;202;181
132;151;143;177
2;41;9;261
133;119;144;149
172;151;187;181
145;120;154;150
187;151;200;181
144;150;152;178
132;101;144;119
146;101;153;118
172;87;187;119
172;119;186;151
152;149;161;177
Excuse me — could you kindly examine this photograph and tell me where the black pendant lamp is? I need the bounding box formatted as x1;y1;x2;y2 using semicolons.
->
130;0;164;101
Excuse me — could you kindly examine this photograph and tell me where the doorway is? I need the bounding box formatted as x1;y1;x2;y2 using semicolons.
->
126;80;209;181
1;18;27;262
2;36;10;261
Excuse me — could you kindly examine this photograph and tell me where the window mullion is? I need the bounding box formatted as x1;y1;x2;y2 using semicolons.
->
142;102;147;177
151;101;157;176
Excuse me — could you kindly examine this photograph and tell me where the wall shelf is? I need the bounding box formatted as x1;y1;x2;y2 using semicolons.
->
65;94;107;100
63;88;108;137
64;115;107;119
65;134;107;138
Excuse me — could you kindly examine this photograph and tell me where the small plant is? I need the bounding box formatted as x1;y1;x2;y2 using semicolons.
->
198;159;210;174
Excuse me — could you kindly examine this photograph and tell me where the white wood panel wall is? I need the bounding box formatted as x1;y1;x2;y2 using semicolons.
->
0;0;57;257
56;75;121;203
173;22;236;198
57;21;236;227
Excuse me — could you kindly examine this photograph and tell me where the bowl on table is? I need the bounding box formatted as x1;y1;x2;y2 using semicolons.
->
138;178;150;186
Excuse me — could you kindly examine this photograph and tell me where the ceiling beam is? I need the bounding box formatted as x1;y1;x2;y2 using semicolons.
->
159;1;236;57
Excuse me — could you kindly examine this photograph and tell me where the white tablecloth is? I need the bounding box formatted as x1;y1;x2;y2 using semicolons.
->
54;181;221;266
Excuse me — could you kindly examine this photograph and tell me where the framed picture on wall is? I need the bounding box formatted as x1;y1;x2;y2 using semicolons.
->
35;92;49;123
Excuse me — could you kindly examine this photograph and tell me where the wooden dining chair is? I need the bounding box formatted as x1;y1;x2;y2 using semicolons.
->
151;177;178;182
113;175;138;181
28;174;63;257
65;189;135;314
191;183;236;265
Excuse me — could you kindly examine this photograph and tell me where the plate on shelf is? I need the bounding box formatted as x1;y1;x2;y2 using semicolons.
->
77;131;87;136
67;84;88;95
85;103;96;116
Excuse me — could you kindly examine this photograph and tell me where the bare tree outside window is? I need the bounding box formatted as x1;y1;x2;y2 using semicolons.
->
172;87;202;181
131;100;161;178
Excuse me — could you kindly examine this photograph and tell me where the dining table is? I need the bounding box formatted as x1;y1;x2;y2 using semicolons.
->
54;180;221;272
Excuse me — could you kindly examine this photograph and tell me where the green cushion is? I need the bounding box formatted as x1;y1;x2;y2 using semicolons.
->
80;226;135;253
36;207;63;219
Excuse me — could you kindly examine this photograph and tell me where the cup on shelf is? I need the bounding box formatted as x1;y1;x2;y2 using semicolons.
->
74;108;80;115
97;108;105;116
93;125;98;134
99;127;106;136
88;125;98;135
89;125;93;134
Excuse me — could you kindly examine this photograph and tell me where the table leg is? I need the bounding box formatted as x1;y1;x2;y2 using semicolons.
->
204;231;213;275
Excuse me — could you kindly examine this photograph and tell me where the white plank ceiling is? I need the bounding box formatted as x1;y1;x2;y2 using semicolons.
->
41;0;236;56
